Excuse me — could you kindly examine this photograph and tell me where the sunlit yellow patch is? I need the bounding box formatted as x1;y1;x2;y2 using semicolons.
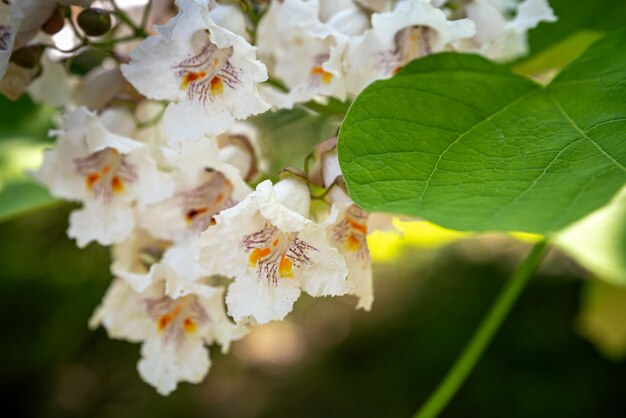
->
278;254;293;278
249;247;271;266
367;220;467;263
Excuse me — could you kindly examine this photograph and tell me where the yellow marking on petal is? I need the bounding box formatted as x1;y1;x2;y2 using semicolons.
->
311;66;333;84
86;173;100;191
180;71;207;89
186;207;209;224
111;175;124;194
158;314;171;332
279;254;293;278
272;239;279;247
183;317;197;334
249;247;271;266
157;305;182;332
210;76;224;95
347;219;367;235
346;234;361;252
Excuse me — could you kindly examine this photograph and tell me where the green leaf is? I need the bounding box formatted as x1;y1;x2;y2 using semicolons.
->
338;30;626;234
0;181;59;222
555;186;626;285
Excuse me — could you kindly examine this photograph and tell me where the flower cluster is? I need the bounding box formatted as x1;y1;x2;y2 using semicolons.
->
2;0;555;394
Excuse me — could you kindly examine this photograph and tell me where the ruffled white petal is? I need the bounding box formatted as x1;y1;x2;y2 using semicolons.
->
226;272;302;324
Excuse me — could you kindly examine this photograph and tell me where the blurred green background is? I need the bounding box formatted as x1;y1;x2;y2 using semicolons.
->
2;0;626;417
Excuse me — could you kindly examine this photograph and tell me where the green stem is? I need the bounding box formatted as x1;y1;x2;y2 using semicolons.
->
413;238;549;418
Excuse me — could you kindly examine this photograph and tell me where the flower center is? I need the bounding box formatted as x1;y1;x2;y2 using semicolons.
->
376;25;435;75
183;169;234;232
74;148;137;202
332;206;370;261
310;53;333;85
393;26;434;72
242;224;318;286
173;31;240;103
145;294;209;345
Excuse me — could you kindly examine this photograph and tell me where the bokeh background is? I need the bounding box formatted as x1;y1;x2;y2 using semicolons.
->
2;1;626;417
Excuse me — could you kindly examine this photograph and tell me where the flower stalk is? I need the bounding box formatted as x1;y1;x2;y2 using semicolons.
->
414;239;549;418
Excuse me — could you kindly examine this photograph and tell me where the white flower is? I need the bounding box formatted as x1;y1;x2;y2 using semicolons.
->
313;143;398;310
35;107;175;247
140;136;252;242
462;0;556;61
217;121;264;181
257;0;367;109
344;0;476;95
199;178;350;324
90;277;246;395
121;0;269;146
327;203;374;310
0;3;21;80
27;55;74;107
110;228;170;292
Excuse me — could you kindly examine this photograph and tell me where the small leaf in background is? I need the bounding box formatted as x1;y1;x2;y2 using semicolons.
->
0;95;58;222
555;186;626;286
338;30;626;234
528;0;626;57
0;181;58;222
578;280;626;360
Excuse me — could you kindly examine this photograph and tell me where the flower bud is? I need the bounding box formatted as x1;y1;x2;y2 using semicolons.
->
77;8;112;37
10;45;45;69
42;6;65;35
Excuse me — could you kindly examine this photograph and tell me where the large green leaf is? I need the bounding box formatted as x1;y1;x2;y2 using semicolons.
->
338;30;626;234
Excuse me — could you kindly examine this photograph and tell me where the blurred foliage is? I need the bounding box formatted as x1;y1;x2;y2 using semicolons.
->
2;207;626;418
527;0;626;56
0;95;58;221
578;280;626;360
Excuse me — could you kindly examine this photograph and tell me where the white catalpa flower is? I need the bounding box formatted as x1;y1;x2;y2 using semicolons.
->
110;228;171;293
217;121;264;181
462;0;556;61
0;3;21;80
199;177;350;325
311;140;396;310
90;277;247;396
122;0;269;146
35;107;174;247
327;202;374;310
344;0;476;95
27;55;74;107
257;0;370;109
140;137;251;242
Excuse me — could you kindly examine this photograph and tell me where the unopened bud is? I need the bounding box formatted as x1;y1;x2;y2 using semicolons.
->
77;8;112;37
10;45;45;69
42;6;65;35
